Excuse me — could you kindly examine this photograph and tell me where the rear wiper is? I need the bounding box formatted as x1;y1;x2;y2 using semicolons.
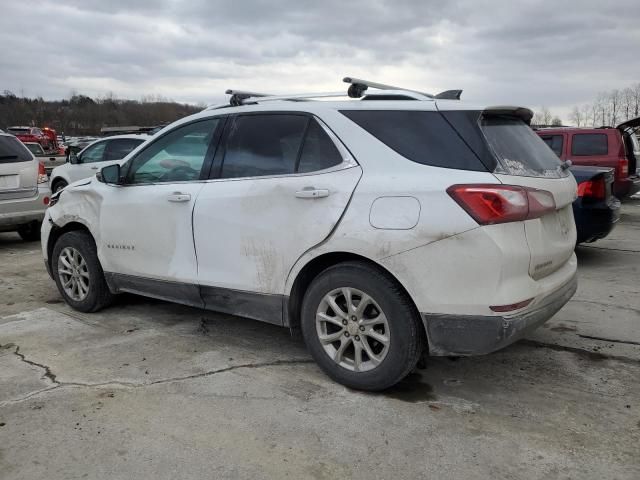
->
560;160;572;170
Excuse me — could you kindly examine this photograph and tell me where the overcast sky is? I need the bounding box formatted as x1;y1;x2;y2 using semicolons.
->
1;0;639;120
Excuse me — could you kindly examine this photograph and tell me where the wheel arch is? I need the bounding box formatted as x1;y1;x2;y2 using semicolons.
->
50;176;68;192
285;251;423;336
47;221;95;271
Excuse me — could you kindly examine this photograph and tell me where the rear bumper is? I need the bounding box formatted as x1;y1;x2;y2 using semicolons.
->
422;271;577;356
0;185;50;231
614;175;640;198
573;197;620;244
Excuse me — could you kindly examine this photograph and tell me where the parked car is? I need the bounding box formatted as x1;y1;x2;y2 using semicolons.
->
570;166;620;244
7;126;53;152
0;132;51;241
49;134;150;192
536;118;640;198
23;142;67;174
42;80;578;390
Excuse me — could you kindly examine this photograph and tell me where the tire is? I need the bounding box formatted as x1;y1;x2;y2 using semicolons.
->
300;261;424;391
17;221;41;241
52;231;114;312
52;179;67;193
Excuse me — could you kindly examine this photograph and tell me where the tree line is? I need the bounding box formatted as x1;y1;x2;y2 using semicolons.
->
568;83;640;127
0;91;202;136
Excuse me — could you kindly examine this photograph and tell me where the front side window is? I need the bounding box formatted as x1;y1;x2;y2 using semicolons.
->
104;138;144;161
540;135;564;157
571;134;608;156
127;119;219;184
80;141;107;163
221;114;308;179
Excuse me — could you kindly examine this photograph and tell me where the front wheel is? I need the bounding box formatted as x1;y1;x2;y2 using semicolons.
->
301;261;424;391
52;179;67;193
52;231;114;312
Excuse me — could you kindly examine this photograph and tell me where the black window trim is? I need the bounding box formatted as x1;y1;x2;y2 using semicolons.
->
120;117;227;186
207;111;356;181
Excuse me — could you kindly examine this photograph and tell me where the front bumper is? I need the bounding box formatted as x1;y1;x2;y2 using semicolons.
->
422;272;578;356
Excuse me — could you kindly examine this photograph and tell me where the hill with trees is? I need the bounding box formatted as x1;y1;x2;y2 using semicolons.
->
0;91;202;135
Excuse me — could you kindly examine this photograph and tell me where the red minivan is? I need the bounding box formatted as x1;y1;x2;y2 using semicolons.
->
537;118;640;198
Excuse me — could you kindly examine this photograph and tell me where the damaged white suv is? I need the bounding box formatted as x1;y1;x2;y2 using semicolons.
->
42;78;578;390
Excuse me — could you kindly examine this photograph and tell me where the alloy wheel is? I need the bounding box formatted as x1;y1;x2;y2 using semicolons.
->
315;287;390;372
57;246;90;301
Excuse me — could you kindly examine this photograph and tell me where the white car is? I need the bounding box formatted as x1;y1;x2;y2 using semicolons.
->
41;78;578;390
49;134;150;193
0;132;51;240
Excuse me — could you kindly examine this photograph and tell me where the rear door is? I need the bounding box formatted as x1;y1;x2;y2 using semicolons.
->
0;135;37;201
193;113;361;321
479;116;577;280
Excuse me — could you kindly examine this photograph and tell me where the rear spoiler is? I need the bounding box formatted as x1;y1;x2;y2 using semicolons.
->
483;106;534;125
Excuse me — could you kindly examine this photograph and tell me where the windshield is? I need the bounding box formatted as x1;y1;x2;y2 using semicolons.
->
480;116;567;178
24;143;44;155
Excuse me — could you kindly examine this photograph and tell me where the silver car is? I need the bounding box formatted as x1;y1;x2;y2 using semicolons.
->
0;133;51;241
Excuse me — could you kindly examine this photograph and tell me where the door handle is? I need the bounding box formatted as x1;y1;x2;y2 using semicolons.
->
295;187;330;199
90;166;99;170
167;192;191;202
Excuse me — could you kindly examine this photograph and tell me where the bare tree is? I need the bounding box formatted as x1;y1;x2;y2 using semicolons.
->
580;104;592;127
569;106;583;126
551;116;562;126
609;89;621;125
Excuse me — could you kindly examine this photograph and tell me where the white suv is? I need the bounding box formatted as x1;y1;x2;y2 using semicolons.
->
49;134;150;193
41;78;578;390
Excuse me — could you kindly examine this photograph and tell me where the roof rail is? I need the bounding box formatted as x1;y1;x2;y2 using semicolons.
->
343;76;434;99
217;75;456;108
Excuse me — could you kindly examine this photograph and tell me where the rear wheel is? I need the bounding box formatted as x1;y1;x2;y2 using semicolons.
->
52;231;114;312
301;261;423;391
17;221;41;241
52;179;67;193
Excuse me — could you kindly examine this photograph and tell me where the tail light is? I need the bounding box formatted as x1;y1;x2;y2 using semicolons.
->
616;157;628;179
577;178;606;200
37;162;48;184
447;184;556;225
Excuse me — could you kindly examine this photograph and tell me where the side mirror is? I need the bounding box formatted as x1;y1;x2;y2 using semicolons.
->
97;164;122;184
69;152;79;164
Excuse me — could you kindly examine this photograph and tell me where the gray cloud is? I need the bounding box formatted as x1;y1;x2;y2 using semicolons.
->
1;0;638;120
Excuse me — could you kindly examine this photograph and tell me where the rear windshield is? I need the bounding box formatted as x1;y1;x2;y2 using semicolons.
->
480;116;566;178
340;110;487;171
7;128;30;135
0;136;34;163
24;143;44;155
571;134;608;156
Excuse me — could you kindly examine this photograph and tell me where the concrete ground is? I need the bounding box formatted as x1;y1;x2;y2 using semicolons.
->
1;201;639;480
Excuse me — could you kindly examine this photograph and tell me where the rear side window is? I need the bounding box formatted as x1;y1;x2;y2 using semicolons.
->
571;134;608;156
104;138;144;161
221;115;308;178
480;117;565;178
340;110;486;171
540;135;563;157
297;120;343;173
0;135;33;163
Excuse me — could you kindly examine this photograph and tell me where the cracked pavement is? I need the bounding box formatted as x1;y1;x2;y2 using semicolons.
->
1;200;639;479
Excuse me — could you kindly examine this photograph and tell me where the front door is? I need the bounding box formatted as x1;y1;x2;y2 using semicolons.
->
97;118;222;305
193;113;361;323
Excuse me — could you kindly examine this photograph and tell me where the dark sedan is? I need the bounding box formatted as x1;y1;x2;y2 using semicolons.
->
571;165;620;244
